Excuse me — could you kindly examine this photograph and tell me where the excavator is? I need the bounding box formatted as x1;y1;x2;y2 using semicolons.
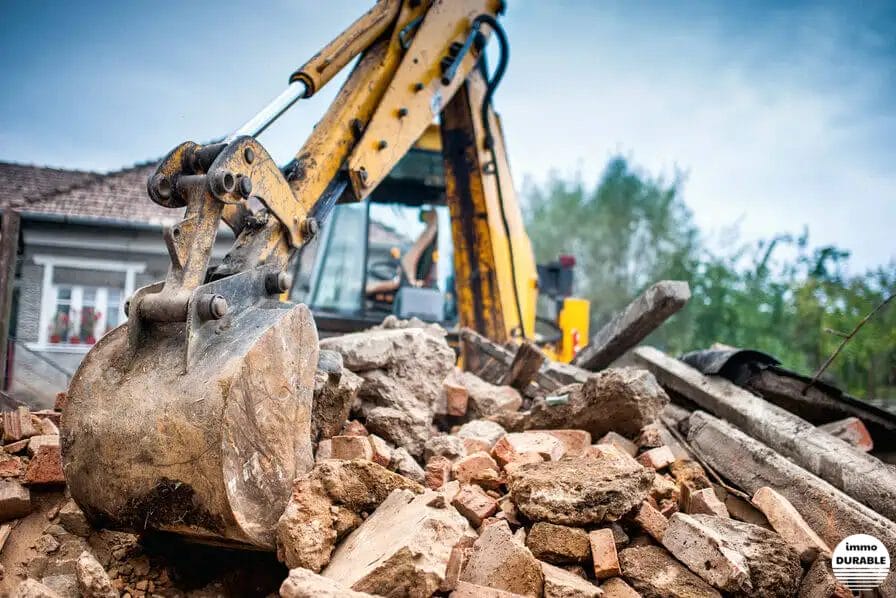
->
62;0;590;550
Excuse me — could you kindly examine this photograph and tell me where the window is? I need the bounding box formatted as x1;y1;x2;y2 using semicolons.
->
34;256;145;351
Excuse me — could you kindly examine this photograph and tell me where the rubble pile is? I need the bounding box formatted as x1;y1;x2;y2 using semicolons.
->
0;319;891;597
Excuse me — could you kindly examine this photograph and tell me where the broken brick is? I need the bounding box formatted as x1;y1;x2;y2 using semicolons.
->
331;435;374;461
630;501;667;542
367;434;392;467
452;452;500;488
661;513;751;593
461;438;492;455
0;480;31;521
425;456;452;490
599;577;641;598
443;374;469;417
544;430;591;456
751;486;830;563
460;520;544;597
0;455;25;477
818;417;873;452
526;522;590;564
541;562;602;598
27;435;60;457
589;528;621;580
452;485;498;527
687;487;729;518
492;432;565;466
636;445;675;470
3;407;38;443
24;445;65;486
341;420;368;437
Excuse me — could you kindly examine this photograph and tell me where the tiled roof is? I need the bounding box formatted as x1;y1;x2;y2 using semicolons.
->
0;161;178;226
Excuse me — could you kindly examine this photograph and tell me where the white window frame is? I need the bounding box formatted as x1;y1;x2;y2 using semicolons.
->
30;255;146;353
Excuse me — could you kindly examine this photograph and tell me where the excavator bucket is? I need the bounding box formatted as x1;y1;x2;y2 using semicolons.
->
62;269;320;549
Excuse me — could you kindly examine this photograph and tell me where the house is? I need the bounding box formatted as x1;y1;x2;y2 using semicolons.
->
0;147;444;408
0;161;234;407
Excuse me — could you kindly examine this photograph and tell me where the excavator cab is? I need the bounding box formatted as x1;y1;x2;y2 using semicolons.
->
294;138;458;334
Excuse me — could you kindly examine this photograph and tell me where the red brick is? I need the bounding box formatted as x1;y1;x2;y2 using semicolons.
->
331;435;374;460
752;486;830;563
492;432;565;466
425;456;452;490
636;446;676;470
2;407;37;443
545;430;592;456
500;452;544;477
53;392;68;411
341;420;368;436
631;501;667;542
589;528;621;580
451;484;498;527
24;445;65;486
3;439;28;454
443;376;469;417
687;487;729;518
367;434;392;467
441;535;476;593
818;417;873;452
453;451;500;486
0;456;24;478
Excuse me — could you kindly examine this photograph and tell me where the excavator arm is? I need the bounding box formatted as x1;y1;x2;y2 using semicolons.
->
62;0;564;550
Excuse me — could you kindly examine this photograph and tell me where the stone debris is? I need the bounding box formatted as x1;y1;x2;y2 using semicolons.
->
276;459;423;571
75;551;117;598
688;514;803;598
599;577;639;598
3;323;890;598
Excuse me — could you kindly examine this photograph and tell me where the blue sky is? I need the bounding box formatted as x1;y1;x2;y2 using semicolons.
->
1;1;894;270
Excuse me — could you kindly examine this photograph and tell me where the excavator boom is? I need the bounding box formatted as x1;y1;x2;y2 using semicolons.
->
61;0;587;548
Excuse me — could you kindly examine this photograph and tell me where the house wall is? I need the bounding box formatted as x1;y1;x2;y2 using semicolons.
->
8;218;234;408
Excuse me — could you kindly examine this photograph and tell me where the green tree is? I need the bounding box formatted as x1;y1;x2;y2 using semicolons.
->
523;156;895;401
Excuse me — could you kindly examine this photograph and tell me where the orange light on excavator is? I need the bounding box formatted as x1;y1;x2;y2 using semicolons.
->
571;328;581;354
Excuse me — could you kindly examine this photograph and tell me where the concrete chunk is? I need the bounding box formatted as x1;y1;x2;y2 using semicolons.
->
636;446;675;470
597;432;638;457
520;368;669;438
460;520;544;597
331;435;374;461
689;514;803;598
451;581;527;597
323;488;474;597
509;456;652;526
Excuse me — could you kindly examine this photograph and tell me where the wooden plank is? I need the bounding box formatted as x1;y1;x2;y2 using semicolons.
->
687;410;896;595
573;280;690;371
0;211;20;391
631;346;896;523
459;328;569;393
